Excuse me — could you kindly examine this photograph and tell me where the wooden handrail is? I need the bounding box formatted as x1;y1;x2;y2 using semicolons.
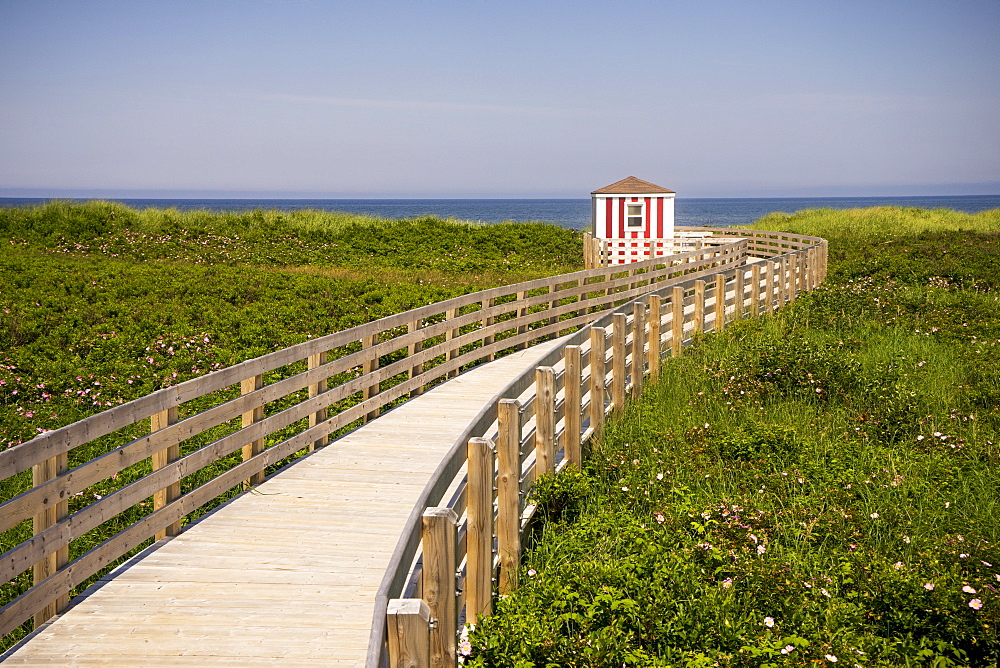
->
378;232;827;667
0;228;826;652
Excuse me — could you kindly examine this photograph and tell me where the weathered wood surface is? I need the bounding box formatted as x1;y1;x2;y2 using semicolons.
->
1;339;565;666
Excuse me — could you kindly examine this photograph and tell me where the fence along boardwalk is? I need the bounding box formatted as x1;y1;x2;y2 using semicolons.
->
1;338;567;666
0;227;827;666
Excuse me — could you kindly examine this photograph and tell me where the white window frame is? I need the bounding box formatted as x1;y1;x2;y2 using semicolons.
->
625;200;645;230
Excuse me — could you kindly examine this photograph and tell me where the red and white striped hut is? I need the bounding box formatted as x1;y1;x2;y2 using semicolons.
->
592;176;676;265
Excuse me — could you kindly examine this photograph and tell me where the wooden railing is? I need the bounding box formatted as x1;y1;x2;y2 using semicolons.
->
0;228;790;645
374;228;828;667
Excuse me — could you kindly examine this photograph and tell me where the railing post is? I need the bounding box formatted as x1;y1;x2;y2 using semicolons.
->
547;284;559;339
516;291;528;350
307;352;328;451
611;313;627;412
422;508;458;667
800;250;810;292
564;346;582;468
777;258;787;308
466;437;495;623
535;366;556;477
647;294;661;380
32;451;68;626
671;285;684;357
481;298;495;363
408;320;424;398
589;326;606;438
734;266;744;322
153;405;182;537
445;308;460;378
714;273;726;333
240;377;265;490
363;334;381;422
809;246;819;290
789;255;799;301
630;302;645;397
750;264;761;317
497;399;521;595
693;280;706;335
766;260;776;315
387;598;431;668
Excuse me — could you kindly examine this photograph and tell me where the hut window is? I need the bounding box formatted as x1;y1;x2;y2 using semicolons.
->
626;203;644;228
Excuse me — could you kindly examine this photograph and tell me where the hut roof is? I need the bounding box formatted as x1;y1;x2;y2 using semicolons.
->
591;176;675;195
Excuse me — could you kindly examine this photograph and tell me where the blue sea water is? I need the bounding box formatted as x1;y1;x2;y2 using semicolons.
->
1;195;998;230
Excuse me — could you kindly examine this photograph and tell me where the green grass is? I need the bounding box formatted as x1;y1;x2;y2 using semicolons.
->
752;206;1000;239
0;200;583;275
0;200;583;651
466;208;1000;667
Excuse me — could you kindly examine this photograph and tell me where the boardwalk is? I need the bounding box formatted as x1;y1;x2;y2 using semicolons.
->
3;339;566;666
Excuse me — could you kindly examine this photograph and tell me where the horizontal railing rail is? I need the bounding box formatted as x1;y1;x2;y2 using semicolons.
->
375;231;828;667
0;231;832;645
584;226;828;269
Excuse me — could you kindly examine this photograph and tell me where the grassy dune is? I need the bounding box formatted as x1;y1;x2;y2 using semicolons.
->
753;205;1000;238
467;208;1000;667
0;201;582;651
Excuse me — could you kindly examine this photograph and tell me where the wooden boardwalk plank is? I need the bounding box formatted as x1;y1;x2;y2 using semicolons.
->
2;339;564;667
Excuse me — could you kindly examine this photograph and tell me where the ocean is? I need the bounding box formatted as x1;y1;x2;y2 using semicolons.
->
1;195;998;230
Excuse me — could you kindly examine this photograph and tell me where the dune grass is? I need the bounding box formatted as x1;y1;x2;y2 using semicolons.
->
0;201;583;652
752;206;1000;239
466;209;1000;667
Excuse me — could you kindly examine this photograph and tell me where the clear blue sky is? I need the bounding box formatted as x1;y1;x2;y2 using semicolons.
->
1;0;998;198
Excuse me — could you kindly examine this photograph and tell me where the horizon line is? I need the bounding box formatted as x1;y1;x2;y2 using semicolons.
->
3;184;1000;200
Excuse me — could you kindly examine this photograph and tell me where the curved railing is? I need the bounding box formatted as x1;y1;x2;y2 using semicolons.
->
372;228;828;666
0;228;811;646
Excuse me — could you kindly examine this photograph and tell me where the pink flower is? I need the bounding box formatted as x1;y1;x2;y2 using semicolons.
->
763;616;775;628
962;585;977;594
969;599;983;611
924;583;935;590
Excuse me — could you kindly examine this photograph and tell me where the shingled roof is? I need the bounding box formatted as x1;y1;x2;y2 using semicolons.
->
591;176;675;195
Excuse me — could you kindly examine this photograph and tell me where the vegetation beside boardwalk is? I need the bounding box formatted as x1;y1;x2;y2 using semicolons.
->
0;201;582;651
466;208;1000;667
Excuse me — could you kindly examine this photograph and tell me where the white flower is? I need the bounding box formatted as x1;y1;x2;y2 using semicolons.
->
962;585;977;594
893;562;904;570
826;654;839;663
621;486;629;492
763;616;775;628
656;473;664;480
821;588;832;598
757;544;767;555
924;583;935;590
870;512;879;519
781;645;795;654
